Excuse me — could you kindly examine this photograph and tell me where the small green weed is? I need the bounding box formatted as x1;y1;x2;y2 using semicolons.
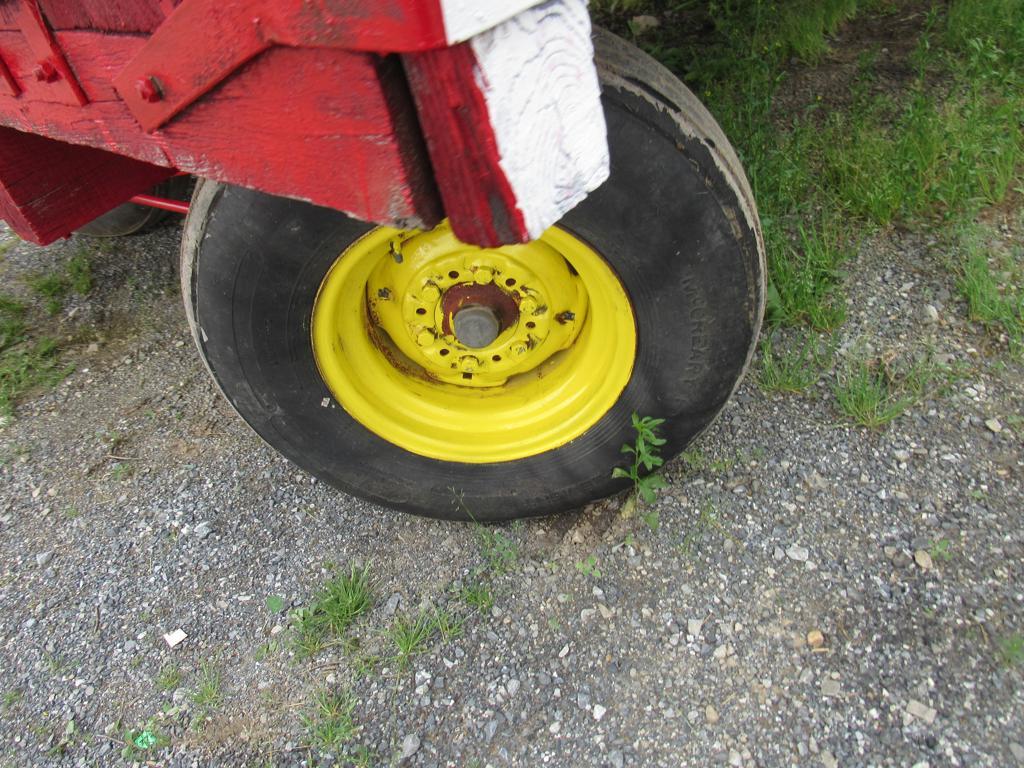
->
832;353;921;429
459;582;494;614
1;689;22;709
389;610;435;672
612;413;668;505
155;664;182;692
679;500;735;556
575;555;602;579
759;330;832;393
110;462;134;481
477;527;518;575
431;605;465;642
302;690;357;750
265;594;286;614
928;538;954;562
190;660;224;726
640;508;660;533
998;633;1024;667
291;563;372;658
957;233;1023;354
254;639;281;661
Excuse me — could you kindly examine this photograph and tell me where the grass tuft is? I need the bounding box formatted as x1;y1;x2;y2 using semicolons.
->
759;330;832;393
302;689;357;750
190;659;224;727
831;351;942;429
956;230;1024;354
292;564;372;658
388;610;435;672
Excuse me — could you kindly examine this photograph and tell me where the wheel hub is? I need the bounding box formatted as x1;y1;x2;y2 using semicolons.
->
310;221;637;463
366;225;588;387
453;305;501;348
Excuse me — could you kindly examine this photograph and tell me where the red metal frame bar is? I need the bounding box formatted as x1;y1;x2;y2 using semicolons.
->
129;193;189;214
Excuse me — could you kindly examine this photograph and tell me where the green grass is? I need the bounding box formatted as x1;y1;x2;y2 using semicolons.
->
431;605;465;642
66;255;92;295
0;295;70;417
190;660;224;726
956;230;1024;354
759;330;833;393
291;564;373;658
594;0;1024;344
477;527;518;575
998;633;1024;667
155;664;182;692
388;610;435;672
831;352;942;429
459;581;494;614
25;254;92;316
302;690;357;751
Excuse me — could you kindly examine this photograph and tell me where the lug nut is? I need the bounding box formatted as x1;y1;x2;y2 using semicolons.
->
473;267;493;285
459;355;480;372
421;284;440;301
416;330;435;347
520;297;538;315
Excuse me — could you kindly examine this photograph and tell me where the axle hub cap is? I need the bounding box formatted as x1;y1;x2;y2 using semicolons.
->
454;306;501;348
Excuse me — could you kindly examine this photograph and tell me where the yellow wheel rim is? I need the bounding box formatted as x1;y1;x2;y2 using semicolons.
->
311;221;636;463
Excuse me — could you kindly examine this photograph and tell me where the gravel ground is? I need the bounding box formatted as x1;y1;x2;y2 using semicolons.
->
0;204;1022;768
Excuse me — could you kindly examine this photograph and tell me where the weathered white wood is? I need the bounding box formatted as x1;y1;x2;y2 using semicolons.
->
438;0;545;44
468;0;609;238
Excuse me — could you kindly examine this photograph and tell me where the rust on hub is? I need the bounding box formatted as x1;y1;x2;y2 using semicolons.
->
440;282;519;337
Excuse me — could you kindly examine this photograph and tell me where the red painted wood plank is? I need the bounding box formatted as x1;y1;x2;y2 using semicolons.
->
112;0;449;131
36;1;169;33
0;31;441;232
0;125;174;243
403;43;527;246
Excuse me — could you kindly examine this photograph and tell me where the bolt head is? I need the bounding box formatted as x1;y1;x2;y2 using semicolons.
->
416;330;435;347
519;298;538;315
459;355;480;372
421;284;441;302
473;267;493;285
135;76;163;103
34;61;58;83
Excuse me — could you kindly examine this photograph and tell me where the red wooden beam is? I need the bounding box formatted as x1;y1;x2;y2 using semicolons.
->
0;125;174;243
403;43;525;247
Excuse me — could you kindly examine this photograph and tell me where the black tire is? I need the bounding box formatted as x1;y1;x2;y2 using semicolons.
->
77;176;193;238
181;31;765;521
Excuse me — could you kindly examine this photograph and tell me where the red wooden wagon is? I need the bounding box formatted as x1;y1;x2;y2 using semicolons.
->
0;0;764;520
